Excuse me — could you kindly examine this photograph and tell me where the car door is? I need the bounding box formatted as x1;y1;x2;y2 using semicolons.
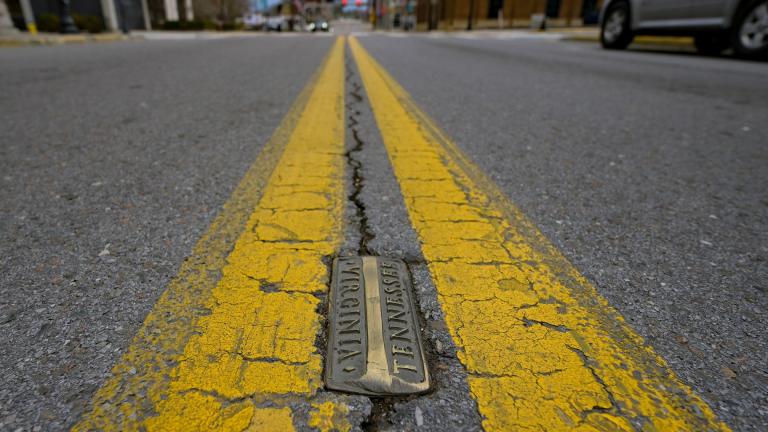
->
688;0;729;26
636;0;691;26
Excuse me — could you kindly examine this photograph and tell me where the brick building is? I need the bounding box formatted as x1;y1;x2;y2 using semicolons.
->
412;0;604;30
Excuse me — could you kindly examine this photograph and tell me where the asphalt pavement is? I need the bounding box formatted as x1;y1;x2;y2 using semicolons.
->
0;36;335;430
357;33;768;431
1;29;766;431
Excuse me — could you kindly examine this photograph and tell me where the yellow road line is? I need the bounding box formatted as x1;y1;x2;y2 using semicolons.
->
349;36;729;431
75;37;350;431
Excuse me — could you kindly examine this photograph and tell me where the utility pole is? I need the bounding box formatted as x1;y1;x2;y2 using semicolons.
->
99;0;118;31
184;0;194;21
466;0;474;30
141;0;151;29
426;0;432;30
19;0;37;34
370;0;376;29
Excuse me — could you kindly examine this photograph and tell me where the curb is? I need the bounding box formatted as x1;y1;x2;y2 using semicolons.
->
563;33;694;47
0;33;142;47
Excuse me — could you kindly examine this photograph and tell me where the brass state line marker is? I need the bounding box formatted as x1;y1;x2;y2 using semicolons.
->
326;256;430;396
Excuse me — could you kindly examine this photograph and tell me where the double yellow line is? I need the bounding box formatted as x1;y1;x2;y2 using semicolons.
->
74;36;729;431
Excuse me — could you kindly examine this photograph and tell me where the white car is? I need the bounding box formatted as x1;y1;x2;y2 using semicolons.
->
265;16;286;31
600;0;768;58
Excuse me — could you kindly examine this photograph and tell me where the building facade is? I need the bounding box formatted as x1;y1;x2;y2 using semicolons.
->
5;0;150;31
413;0;603;30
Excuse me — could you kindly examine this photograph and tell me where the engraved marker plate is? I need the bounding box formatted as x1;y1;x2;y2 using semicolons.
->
325;256;430;396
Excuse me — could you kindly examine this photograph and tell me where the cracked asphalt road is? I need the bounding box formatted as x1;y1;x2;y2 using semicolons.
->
0;36;335;430
1;28;766;431
356;34;768;430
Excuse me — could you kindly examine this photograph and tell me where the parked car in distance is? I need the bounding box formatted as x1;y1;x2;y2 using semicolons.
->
600;0;768;59
265;16;286;32
307;20;330;32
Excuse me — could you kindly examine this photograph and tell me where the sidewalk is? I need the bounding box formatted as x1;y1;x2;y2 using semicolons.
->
0;32;139;47
377;26;695;48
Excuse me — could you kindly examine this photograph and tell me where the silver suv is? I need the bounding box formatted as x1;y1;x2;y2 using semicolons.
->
600;0;768;59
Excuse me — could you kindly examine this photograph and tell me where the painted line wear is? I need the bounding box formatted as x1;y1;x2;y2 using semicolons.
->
75;37;351;432
349;35;728;432
74;36;730;431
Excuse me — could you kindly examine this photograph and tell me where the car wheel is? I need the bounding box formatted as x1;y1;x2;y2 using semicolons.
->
601;1;634;49
731;0;768;59
694;34;729;55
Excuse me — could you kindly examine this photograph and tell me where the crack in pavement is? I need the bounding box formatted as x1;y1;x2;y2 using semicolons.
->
341;46;484;432
343;51;391;432
345;60;374;257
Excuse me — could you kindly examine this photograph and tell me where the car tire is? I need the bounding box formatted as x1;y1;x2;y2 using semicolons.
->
694;33;729;55
731;0;768;59
601;1;634;49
